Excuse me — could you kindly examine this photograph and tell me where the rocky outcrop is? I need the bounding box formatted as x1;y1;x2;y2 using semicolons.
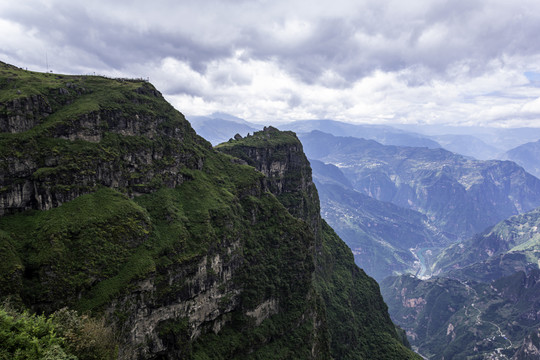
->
0;94;52;133
0;139;200;215
218;127;420;360
109;239;245;359
512;329;540;360
218;126;321;235
0;80;205;216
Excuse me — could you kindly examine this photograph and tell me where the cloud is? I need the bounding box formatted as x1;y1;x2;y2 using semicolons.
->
521;97;540;114
2;0;540;127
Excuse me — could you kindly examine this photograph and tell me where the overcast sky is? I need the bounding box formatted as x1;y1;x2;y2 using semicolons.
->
2;0;540;127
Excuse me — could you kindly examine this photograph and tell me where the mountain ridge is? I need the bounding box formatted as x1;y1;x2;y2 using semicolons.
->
0;62;418;359
381;205;540;359
299;130;540;242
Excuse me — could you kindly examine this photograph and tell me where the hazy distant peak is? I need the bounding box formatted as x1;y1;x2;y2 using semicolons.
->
208;112;249;123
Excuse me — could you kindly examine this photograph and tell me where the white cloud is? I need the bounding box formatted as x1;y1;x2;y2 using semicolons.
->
2;0;540;127
521;97;540;114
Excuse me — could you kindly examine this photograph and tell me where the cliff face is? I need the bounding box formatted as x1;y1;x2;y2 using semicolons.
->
0;64;203;216
218;128;419;359
217;127;321;237
0;63;417;359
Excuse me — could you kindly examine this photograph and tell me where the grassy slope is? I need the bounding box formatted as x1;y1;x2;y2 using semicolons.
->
315;221;420;360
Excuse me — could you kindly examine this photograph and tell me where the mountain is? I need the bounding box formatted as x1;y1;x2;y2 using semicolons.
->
381;206;540;359
502;139;540;179
188;116;442;149
393;124;540;153
381;270;540;360
299;130;540;241
432;207;540;282
283;119;441;148
310;160;451;282
512;329;540;359
427;133;501;160
187;113;259;145
216;127;419;359
0;62;418;359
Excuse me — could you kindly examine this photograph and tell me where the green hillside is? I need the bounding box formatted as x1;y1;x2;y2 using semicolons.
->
0;62;418;359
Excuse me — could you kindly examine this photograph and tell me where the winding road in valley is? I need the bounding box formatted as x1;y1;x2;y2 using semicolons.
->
457;279;514;358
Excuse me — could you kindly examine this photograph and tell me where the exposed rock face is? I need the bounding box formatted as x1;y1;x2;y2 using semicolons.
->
0;63;419;359
512;329;540;360
109;239;245;359
218;126;321;235
0;81;204;216
218;128;420;360
0;94;52;133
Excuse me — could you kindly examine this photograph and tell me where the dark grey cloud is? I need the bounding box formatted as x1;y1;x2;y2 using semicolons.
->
5;0;540;84
2;1;235;73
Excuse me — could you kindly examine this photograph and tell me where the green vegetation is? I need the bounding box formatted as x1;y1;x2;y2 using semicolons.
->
216;126;299;150
0;188;151;310
217;129;420;359
1;62;420;359
315;221;419;359
0;303;116;360
382;270;540;359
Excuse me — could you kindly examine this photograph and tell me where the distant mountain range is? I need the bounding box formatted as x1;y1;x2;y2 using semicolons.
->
312;160;451;282
283;119;441;149
502;139;540;179
427;134;500;160
186;114;540;163
393;124;540;155
188;113;259;145
299;130;540;242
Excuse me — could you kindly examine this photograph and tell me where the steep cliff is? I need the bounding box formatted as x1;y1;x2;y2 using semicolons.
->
216;127;321;236
217;127;419;359
0;61;203;216
0;63;418;359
